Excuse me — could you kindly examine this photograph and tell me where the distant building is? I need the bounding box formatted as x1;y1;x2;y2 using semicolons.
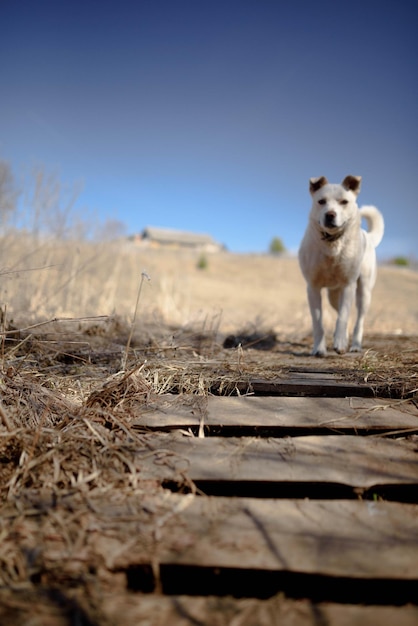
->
132;226;223;253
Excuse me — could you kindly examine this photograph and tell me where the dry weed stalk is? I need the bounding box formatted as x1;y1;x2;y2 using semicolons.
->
122;270;151;371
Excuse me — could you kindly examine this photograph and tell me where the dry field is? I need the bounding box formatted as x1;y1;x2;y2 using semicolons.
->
2;232;417;336
0;235;417;624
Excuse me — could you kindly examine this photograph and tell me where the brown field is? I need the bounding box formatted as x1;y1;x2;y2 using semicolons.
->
0;235;417;624
2;233;417;337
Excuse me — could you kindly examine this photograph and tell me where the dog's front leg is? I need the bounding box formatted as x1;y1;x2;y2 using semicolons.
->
307;286;326;356
334;283;356;354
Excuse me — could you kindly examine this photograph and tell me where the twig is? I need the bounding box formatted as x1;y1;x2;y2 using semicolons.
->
0;303;6;368
0;315;111;335
0;401;13;431
0;263;58;277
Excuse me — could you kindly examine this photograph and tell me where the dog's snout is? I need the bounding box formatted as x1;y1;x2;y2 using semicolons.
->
325;210;337;226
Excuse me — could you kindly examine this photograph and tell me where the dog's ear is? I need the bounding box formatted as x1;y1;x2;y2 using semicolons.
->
342;175;362;195
309;176;328;195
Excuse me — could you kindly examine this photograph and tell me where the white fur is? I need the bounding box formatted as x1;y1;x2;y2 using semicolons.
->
298;175;384;356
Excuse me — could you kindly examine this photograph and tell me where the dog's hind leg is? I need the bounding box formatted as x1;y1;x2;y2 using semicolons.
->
307;285;327;356
351;277;372;352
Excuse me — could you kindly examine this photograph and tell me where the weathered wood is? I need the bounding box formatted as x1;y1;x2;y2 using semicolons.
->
114;494;418;580
100;594;418;626
220;375;375;397
134;395;418;433
138;434;418;487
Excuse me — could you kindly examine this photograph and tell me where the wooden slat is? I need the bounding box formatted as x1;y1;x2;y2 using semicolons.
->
138;434;418;487
135;395;418;432
100;594;418;626
115;494;418;579
2;589;417;626
221;375;375;397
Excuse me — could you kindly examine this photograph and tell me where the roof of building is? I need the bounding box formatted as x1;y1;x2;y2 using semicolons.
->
141;226;219;247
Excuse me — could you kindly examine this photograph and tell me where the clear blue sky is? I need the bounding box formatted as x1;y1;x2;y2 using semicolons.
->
1;0;417;257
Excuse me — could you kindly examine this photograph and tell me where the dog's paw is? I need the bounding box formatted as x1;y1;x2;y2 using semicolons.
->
334;347;347;355
349;344;362;353
333;337;348;354
312;347;327;357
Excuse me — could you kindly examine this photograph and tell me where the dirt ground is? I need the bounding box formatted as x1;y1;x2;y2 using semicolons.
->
0;250;417;625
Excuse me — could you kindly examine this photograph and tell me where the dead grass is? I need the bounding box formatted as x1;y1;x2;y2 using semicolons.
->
0;320;417;622
1;318;416;462
1;318;417;507
2;232;418;336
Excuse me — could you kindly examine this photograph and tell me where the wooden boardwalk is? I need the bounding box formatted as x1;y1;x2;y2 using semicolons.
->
124;374;418;624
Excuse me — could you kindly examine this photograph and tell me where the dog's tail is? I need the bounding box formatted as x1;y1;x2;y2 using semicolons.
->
360;205;384;248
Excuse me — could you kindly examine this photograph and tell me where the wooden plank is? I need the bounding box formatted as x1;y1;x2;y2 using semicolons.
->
219;376;375;397
135;395;418;433
138;434;418;487
99;594;418;626
3;589;417;626
115;494;418;579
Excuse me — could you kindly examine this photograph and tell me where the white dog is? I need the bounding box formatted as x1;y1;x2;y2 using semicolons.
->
298;175;384;356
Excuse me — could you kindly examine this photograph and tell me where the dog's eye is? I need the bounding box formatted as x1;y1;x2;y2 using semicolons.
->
340;199;348;205
318;199;326;205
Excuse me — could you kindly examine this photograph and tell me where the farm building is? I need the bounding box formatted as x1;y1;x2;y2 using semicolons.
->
133;226;223;252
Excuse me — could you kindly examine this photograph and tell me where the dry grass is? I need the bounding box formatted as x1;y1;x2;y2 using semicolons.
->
2;231;418;336
0;322;417;623
1;318;416;507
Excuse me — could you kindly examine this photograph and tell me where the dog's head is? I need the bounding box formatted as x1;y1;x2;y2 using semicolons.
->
309;175;361;239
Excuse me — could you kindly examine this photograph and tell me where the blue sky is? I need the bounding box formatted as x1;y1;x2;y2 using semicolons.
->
1;0;417;257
